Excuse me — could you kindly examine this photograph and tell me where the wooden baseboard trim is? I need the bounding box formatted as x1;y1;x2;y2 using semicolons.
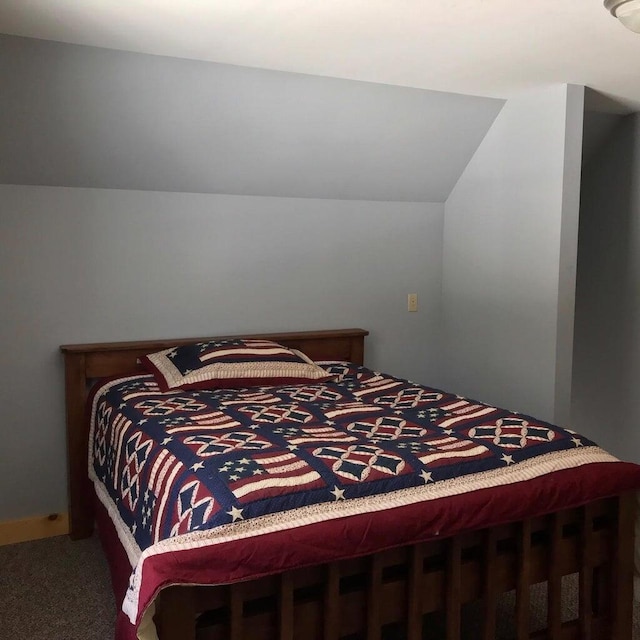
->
0;512;70;546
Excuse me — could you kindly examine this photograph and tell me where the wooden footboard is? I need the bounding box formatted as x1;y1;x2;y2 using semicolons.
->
154;492;635;640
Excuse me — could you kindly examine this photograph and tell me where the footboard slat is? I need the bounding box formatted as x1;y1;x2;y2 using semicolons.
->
367;554;383;640
547;512;563;639
324;563;340;640
482;528;498;640
612;493;635;640
579;505;594;640
230;583;244;640
407;543;425;640
278;572;294;640
445;536;462;640
516;519;532;640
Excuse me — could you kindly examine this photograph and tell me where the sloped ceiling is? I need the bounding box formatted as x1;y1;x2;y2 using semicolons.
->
0;0;639;111
0;35;503;202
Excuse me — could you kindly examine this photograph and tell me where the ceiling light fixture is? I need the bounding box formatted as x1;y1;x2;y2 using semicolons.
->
604;0;640;32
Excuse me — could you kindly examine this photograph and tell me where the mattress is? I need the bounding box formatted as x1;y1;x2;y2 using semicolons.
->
88;361;640;637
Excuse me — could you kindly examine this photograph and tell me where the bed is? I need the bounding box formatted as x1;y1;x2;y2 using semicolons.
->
61;328;640;640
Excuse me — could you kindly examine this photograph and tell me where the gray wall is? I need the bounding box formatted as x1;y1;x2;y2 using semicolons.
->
0;35;504;520
0;35;502;202
571;113;640;461
581;110;624;165
439;85;584;425
0;185;444;518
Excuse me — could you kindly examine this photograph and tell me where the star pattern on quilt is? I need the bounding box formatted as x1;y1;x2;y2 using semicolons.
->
218;451;322;504
218;458;265;482
105;447;117;490
227;506;244;522
417;407;452;422
396;440;427;453
114;379;152;395
420;470;434;483
140;489;156;534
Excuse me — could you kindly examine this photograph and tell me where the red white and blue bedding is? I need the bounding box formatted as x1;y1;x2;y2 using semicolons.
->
89;362;640;636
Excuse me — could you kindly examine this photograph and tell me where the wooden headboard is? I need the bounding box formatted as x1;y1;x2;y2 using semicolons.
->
60;328;368;539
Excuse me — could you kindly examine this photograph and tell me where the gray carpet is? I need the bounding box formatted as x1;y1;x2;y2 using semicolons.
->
1;535;639;639
0;535;115;640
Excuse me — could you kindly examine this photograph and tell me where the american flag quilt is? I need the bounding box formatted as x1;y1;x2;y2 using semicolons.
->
88;362;640;635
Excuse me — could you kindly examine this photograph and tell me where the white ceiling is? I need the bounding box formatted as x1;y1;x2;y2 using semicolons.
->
1;0;640;112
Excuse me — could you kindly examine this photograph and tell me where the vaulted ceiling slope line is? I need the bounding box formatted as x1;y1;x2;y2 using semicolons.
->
1;0;640;111
0;35;504;203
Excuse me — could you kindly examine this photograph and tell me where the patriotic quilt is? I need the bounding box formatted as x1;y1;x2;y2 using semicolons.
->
89;362;640;637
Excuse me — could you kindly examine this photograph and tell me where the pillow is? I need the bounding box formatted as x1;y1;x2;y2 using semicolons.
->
141;338;332;391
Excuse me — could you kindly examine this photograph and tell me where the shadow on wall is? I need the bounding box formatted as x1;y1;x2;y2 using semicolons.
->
572;112;640;461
